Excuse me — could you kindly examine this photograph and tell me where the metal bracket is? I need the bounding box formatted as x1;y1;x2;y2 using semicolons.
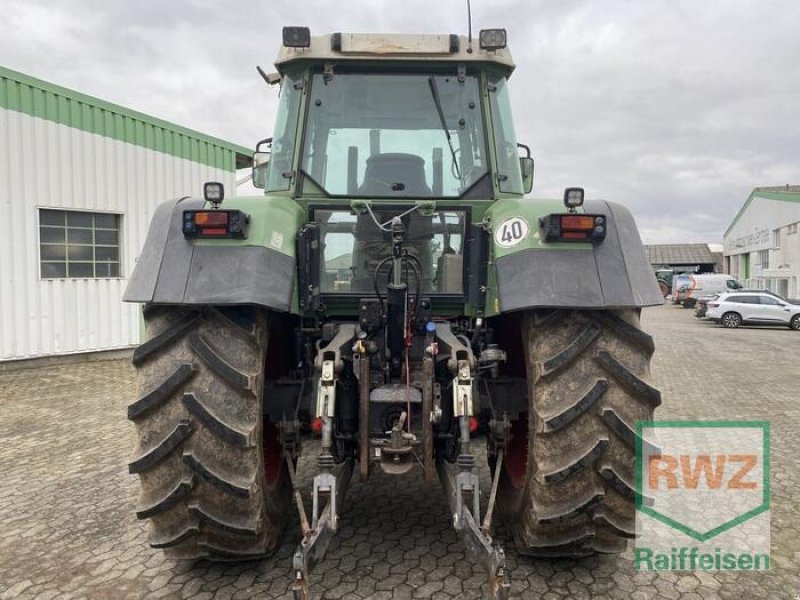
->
315;359;336;417
312;471;336;530
313;324;356;418
453;359;473;417
433;323;475;419
455;456;480;525
323;62;335;82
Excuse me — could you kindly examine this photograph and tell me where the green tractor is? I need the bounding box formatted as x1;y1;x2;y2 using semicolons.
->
124;27;664;599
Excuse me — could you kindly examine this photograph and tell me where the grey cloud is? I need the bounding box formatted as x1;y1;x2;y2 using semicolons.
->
2;0;797;244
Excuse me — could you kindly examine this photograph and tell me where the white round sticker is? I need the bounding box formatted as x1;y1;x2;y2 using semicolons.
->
494;217;530;248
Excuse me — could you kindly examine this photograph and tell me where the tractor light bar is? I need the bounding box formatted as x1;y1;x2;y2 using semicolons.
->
182;209;249;239
283;26;311;48
540;213;606;243
479;29;507;50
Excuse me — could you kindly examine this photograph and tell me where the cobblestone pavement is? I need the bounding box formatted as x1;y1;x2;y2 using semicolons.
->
1;304;798;599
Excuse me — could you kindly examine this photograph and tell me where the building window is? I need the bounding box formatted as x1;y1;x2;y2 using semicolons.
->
39;209;121;279
773;228;781;248
759;250;769;269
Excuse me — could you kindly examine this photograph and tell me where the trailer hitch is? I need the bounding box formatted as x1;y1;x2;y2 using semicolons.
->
436;447;510;600
288;456;354;600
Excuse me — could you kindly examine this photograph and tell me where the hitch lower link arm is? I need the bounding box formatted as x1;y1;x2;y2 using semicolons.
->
291;327;356;599
436;348;510;599
436;447;510;600
289;457;354;600
437;447;510;600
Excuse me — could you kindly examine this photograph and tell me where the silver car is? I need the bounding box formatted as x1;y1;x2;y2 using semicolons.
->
706;291;800;330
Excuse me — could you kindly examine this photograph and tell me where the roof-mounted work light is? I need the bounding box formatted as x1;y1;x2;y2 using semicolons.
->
479;29;507;50
203;182;224;207
540;187;604;244
563;187;585;212
283;26;311;48
185;182;249;239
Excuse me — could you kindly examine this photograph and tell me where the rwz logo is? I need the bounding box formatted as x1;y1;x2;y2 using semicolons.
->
635;421;770;545
648;453;758;490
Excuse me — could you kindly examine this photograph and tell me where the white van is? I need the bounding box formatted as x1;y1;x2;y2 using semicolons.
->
673;273;742;308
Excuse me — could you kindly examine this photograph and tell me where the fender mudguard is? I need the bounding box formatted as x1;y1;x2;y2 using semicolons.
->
490;199;663;313
123;196;302;313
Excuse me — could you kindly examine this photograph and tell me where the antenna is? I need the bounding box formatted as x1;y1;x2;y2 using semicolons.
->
466;0;473;52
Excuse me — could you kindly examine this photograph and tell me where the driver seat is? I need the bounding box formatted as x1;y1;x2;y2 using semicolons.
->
358;153;431;196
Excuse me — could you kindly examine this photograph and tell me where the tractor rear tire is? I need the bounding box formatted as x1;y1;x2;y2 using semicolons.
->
128;306;289;560
496;309;660;557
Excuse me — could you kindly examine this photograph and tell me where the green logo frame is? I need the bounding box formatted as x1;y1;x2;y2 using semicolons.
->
635;420;770;542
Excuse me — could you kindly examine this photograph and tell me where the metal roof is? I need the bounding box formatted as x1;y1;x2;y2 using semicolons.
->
645;243;717;266
0;65;252;171
724;185;800;237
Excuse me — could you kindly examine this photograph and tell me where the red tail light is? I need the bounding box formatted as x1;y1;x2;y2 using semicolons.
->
560;215;595;230
541;213;606;243
182;209;249;239
195;211;229;226
709;303;719;308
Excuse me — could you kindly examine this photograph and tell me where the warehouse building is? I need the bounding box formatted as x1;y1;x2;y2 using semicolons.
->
0;66;252;362
723;186;800;298
644;243;721;274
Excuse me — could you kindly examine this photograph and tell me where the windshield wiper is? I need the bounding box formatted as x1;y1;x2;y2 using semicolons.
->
427;75;461;180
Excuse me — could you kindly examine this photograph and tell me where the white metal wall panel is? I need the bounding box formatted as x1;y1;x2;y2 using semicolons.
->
0;108;237;361
724;196;800;255
723;195;800;298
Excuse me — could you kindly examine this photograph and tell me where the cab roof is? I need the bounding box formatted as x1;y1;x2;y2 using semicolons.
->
275;32;515;75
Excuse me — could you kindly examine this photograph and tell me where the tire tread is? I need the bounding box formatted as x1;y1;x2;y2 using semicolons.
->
497;309;661;557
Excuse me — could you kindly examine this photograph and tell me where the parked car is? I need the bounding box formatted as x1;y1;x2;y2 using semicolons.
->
673;274;742;308
706;291;800;329
695;289;793;319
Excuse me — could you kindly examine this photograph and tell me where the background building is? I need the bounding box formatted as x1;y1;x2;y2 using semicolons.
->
645;243;722;274
644;243;723;296
0;66;251;362
723;186;800;298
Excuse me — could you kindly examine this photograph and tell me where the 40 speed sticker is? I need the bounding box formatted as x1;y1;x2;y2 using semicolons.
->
494;216;530;248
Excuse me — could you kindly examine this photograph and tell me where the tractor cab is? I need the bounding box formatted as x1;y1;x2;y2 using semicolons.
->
255;29;531;200
253;28;533;321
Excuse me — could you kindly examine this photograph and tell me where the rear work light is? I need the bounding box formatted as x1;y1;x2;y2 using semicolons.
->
283;26;311;48
182;210;249;239
540;213;606;243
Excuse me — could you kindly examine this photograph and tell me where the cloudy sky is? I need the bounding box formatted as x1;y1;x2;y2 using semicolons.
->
3;0;798;244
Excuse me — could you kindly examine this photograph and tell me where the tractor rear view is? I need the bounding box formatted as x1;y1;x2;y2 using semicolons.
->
124;27;664;599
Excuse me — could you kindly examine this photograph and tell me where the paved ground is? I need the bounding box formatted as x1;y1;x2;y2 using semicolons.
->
0;304;798;599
